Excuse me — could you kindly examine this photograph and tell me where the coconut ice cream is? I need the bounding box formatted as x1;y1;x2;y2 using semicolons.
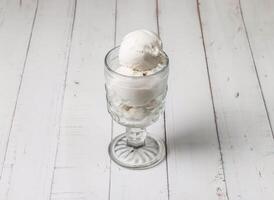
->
119;29;166;72
105;30;168;127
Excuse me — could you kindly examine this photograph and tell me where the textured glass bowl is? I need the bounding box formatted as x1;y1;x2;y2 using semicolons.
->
104;46;169;169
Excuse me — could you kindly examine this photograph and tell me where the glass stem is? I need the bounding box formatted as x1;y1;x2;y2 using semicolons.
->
126;127;147;148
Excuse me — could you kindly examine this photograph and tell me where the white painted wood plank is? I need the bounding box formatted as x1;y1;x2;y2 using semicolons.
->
50;0;115;199
240;0;274;137
198;0;274;199
115;0;157;42
109;0;168;200
0;0;37;173
159;0;227;199
0;0;76;199
0;0;7;23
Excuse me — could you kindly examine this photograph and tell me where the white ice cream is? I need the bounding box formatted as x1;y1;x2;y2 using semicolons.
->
107;30;168;127
108;73;165;106
119;29;166;72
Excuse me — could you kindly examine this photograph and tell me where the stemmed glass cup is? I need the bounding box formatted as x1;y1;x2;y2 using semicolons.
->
104;46;169;169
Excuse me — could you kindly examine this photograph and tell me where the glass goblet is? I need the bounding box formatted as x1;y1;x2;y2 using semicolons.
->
104;46;169;169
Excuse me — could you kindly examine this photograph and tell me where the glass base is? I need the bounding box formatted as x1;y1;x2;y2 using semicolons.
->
108;133;165;169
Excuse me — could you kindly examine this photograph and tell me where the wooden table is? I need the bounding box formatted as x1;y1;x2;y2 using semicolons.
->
0;0;274;199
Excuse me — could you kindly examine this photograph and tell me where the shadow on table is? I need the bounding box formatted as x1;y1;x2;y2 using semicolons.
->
165;119;224;155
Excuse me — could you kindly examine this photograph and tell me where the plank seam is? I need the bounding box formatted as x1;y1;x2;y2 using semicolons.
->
0;0;39;180
156;0;160;36
163;112;170;200
156;0;170;199
108;0;117;199
108;120;113;200
48;0;78;199
113;0;118;47
238;0;274;139
196;1;230;199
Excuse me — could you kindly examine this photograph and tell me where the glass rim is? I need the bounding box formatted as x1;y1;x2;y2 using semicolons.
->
104;46;169;79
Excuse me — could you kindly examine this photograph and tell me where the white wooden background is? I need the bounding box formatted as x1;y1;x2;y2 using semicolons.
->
0;0;274;199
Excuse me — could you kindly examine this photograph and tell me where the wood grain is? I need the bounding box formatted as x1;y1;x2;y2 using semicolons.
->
0;0;37;176
0;0;76;199
198;0;274;199
240;0;274;135
159;0;228;199
50;0;115;199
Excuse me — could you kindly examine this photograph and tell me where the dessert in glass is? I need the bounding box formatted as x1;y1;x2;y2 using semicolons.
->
104;30;169;169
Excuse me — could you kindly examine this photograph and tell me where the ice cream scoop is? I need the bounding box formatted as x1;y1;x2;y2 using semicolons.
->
119;29;166;71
